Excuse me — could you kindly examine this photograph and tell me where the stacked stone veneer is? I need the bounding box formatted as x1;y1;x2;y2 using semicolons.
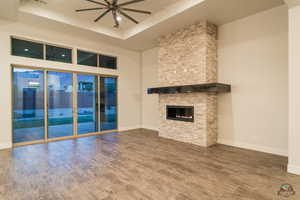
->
158;21;218;147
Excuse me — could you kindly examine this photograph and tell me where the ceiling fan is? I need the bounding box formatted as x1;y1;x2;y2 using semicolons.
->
76;0;152;28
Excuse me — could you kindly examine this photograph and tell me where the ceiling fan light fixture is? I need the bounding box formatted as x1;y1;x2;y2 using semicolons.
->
116;14;122;22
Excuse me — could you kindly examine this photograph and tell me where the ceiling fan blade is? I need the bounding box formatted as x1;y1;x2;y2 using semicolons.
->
94;8;112;22
121;8;151;14
112;10;119;28
76;7;106;12
118;0;144;7
103;0;111;4
85;0;107;6
118;10;139;24
112;0;118;5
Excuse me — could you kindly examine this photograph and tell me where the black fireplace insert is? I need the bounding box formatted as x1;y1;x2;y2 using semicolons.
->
166;105;194;122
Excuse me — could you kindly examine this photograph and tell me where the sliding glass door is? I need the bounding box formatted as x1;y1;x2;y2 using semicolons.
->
77;74;98;135
13;67;118;145
13;68;45;143
100;77;117;131
47;71;74;139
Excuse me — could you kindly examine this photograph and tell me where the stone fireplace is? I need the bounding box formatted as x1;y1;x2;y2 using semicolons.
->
148;21;230;147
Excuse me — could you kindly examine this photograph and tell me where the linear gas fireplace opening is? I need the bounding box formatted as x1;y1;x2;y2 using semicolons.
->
166;105;194;122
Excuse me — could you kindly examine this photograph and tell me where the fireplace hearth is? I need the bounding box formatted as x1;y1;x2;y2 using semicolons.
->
166;105;194;122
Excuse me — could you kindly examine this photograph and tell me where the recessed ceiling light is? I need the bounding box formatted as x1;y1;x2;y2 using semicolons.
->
24;49;29;52
61;54;66;57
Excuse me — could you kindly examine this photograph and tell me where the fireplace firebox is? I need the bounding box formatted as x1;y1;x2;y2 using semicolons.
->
166;106;194;122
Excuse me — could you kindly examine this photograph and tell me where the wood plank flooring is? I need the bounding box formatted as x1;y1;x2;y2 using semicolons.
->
0;129;299;200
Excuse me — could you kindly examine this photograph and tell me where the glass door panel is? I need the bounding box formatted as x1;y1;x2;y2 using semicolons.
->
47;71;73;138
100;77;117;131
13;68;45;143
77;74;98;135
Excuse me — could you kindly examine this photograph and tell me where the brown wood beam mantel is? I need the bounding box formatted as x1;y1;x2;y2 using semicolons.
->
147;83;231;94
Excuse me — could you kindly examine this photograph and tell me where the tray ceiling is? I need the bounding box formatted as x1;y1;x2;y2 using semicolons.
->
5;0;286;50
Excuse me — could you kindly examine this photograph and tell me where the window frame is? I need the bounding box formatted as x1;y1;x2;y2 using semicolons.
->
11;36;74;64
45;44;73;64
77;49;118;70
99;54;118;70
11;64;119;147
11;37;45;60
10;36;118;70
77;49;99;67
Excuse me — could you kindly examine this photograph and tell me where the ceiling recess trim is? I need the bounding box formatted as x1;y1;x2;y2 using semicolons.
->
18;0;207;40
284;0;300;7
123;0;206;39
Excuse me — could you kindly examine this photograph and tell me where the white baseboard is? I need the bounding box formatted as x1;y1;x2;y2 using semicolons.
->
288;164;300;175
141;126;159;131
0;143;12;150
217;138;288;156
118;126;159;132
118;126;141;132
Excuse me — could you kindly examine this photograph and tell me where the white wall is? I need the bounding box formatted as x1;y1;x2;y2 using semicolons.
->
218;5;288;156
141;48;159;130
0;17;141;149
141;5;289;156
288;5;300;175
0;5;290;157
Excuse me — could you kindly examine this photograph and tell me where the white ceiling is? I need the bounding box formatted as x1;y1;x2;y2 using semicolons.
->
25;0;180;31
3;0;286;51
0;0;19;20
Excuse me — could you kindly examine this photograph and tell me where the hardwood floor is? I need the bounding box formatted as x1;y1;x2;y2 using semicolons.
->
0;129;299;200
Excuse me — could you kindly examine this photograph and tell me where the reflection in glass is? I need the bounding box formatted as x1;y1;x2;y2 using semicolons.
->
46;45;72;63
47;72;73;138
77;50;97;67
100;77;117;131
11;38;44;59
99;55;117;69
13;68;45;143
77;74;98;134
